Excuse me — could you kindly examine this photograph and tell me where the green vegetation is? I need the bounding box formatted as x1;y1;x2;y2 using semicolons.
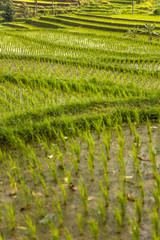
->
0;0;160;240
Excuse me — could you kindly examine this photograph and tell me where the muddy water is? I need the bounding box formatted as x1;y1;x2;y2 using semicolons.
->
0;124;160;239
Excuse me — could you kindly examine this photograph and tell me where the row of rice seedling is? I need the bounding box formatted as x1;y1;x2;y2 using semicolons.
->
1;30;160;75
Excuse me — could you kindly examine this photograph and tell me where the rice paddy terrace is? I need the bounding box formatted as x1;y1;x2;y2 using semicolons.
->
0;0;160;239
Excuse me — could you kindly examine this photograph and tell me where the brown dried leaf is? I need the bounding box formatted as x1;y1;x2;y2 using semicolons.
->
137;155;149;161
127;194;135;202
88;196;96;201
20;206;32;211
32;191;42;196
70;184;77;191
45;204;51;208
9;184;17;196
9;190;17;196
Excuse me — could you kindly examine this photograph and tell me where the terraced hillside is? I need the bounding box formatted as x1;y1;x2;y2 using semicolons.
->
12;0;158;17
1;7;160;240
23;13;160;36
0;28;160;145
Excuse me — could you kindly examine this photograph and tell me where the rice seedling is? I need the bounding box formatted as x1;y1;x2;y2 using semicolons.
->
5;203;15;230
64;228;73;240
47;159;58;183
7;171;17;194
20;180;32;206
117;191;127;217
100;182;109;207
135;199;142;224
127;115;134;134
97;199;106;223
129;218;140;240
101;149;108;173
102;131;111;160
60;130;68;150
49;222;59;240
139;182;145;204
133;126;141;151
57;202;63;227
117;150;126;176
114;208;122;233
65;170;72;187
0;203;2;222
25;214;37;240
56;147;65;170
85;131;94;152
41;137;50;156
89;218;99;240
150;143;157;172
71;154;79;175
37;173;49;197
87;151;94;181
151;209;159;239
79;176;88;214
70;139;81;163
27;146;38;169
29;165;38;185
59;180;67;205
34;195;45;218
152;186;160;210
147;118;152;142
93;118;103;139
77;213;84;235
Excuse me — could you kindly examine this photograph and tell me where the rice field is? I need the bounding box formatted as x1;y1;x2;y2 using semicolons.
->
0;14;160;240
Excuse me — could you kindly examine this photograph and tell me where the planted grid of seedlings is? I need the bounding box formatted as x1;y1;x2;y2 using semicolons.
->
1;120;160;239
0;26;160;239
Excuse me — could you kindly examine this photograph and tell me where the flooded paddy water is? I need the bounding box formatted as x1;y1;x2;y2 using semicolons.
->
0;123;160;240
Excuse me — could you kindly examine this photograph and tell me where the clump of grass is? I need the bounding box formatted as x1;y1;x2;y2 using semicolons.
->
102;129;111;160
70;139;81;162
56;147;65;170
47;159;58;183
100;182;109;207
34;195;45;218
71;154;79;175
20;180;32;207
98;199;106;223
135;199;142;224
77;213;84;235
89;218;99;240
129;218;140;240
57;202;63;227
25;214;37;240
117;191;127;217
64;228;73;240
38;172;49;197
87;150;94;181
59;180;67;205
79;176;88;214
151;209;159;239
114;208;122;233
49;223;59;240
5;203;15;230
